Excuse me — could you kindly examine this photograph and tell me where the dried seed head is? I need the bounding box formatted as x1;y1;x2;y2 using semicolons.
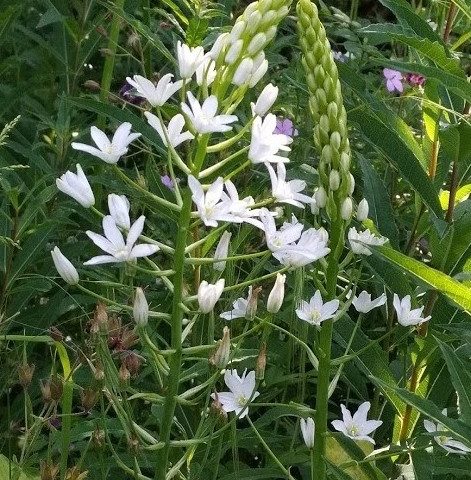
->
209;326;231;369
80;388;99;412
40;460;60;480
92;428;106;449
256;342;267;380
18;363;35;389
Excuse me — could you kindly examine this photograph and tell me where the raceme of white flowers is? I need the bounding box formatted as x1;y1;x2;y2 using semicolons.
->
50;27;435;456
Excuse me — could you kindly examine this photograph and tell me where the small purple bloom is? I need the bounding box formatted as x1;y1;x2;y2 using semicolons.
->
383;68;404;93
405;73;425;87
119;81;145;106
161;175;174;190
274;117;298;137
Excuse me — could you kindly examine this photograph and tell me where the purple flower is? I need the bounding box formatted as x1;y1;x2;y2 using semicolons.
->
161;175;174;190
274;117;298;137
405;73;425;87
383;68;403;93
119;81;145;106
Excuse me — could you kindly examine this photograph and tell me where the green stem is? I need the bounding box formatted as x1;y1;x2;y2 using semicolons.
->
312;219;342;480
154;188;193;480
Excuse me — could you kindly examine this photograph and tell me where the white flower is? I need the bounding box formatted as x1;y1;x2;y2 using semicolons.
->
133;287;148;327
220;287;253;320
214;231;232;272
352;291;387;314
332;402;382;444
108;194;130;229
267;273;286;313
181;92;237;134
424;410;471;454
211;369;260;419
72;123;141;164
208;33;230;61
251;83;278;117
188;175;232;227
221;180;263;228
259;208;303;252
84;215;159;265
233;58;253;86
51;247;79;285
176;41;205;79
56;164;95;208
196;57;217;86
198;279;225;313
296;290;339;326
348;227;387;255
273;228;330;267
125;74;183;107
225;39;243;64
145;112;194;148
393;294;431;326
300;417;315;449
249;114;292;164
266;163;313;208
357;198;369;221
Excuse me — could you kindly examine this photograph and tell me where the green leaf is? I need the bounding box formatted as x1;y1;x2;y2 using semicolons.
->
0;455;39;480
348;108;443;218
373;377;471;447
378;0;445;44
373;245;471;312
358;155;399;248
436;339;471;423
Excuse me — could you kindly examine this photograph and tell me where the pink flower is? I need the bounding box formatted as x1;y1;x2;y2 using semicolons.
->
405;73;425;87
383;68;403;93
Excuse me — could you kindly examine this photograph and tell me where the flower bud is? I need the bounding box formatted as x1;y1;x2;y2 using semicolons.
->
108;194;130;229
51;247;79;285
300;417;315;449
209;326;231;368
230;21;246;42
133;287;149;327
248;59;268;87
356;198;369;221
233;58;253;86
348;173;355;195
314;186;327;208
341;197;353;220
340;152;350;171
56;164;95;208
310;197;319;214
329;169;340;191
214;231;232;272
251;83;278;117
256;342;267;380
247;32;266;55
267;273;285;314
198;279;225;313
209;33;229;60
225;40;243;64
246;285;261;320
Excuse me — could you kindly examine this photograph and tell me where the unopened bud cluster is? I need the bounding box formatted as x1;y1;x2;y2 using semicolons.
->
297;0;352;220
211;0;292;90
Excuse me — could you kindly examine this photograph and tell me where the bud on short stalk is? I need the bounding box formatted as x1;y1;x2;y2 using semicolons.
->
329;170;340;191
213;231;232;272
133;287;149;327
210;326;231;369
232;58;253;86
251;83;278;117
314;187;327;209
341;197;353;220
357;198;369;221
51;247;79;285
267;273;286;314
198;279;225;313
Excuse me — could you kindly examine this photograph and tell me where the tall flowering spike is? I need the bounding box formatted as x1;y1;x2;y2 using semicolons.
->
209;0;292;89
297;0;352;218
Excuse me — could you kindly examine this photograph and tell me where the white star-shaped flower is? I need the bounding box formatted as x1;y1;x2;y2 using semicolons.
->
84;215;158;265
393;294;431;326
221;180;263;229
125;74;183;107
266;162;313;208
248;114;292;164
352;291;387;313
181;92;237;134
145;112;194;148
211;369;260;419
71;123;141;164
259;208;303;252
348;227;387;255
56;164;95;208
332;402;382;444
296;290;339;326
